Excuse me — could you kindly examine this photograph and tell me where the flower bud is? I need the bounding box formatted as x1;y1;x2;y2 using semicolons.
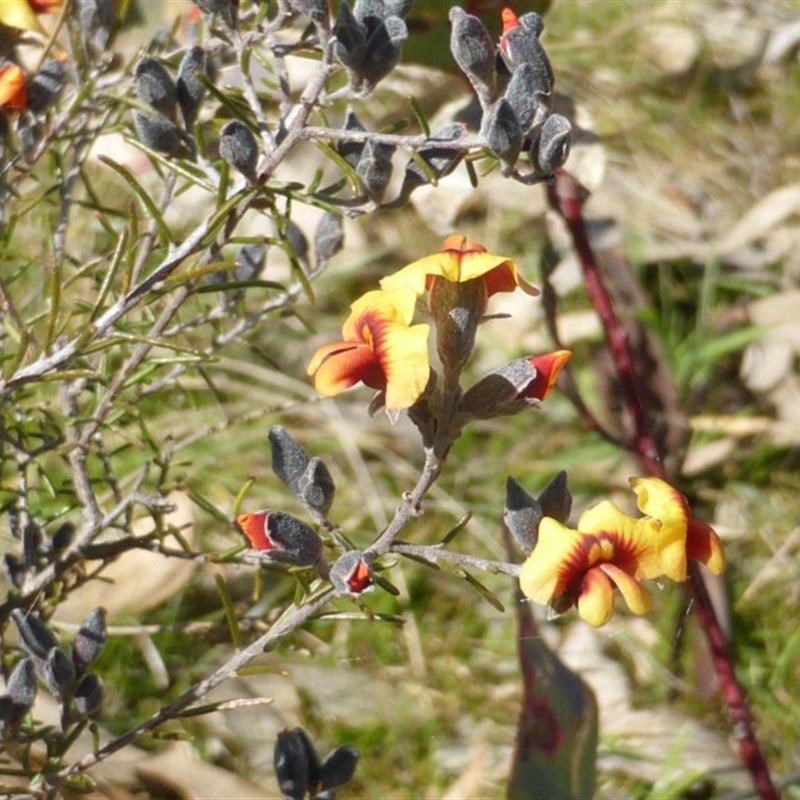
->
72;607;107;674
177;45;208;129
219;120;259;181
268;425;310;495
2;554;25;589
72;673;104;718
78;0;115;53
362;15;407;91
236;510;323;567
235;243;266;281
449;7;496;101
5;658;37;709
353;0;385;25
52;521;75;550
135;58;178;122
460;351;571;419
395;123;465;205
333;1;367;75
134;111;195;159
503;62;549;135
298;457;336;520
276;218;310;265
330;551;373;596
314;212;344;264
503;477;542;555
530;113;571;175
320;745;360;793
274;727;320;799
27;59;66;114
41;646;76;699
537;470;572;524
499;10;553;91
337;106;367;167
481;98;522;168
356;139;394;203
11;608;58;661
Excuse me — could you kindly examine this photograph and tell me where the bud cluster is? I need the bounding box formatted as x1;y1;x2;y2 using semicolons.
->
3;607;107;737
449;6;572;178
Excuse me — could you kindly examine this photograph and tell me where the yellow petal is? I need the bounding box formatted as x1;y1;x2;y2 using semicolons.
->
576;568;615;627
0;0;40;30
377;321;431;410
519;518;587;605
343;286;418;340
630;477;689;581
600;563;651;615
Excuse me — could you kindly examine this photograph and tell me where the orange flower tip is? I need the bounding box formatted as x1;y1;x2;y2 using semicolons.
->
524;350;571;400
236;512;272;551
442;233;486;255
0;65;27;112
501;7;520;34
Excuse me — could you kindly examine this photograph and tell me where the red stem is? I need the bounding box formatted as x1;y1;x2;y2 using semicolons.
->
546;170;777;800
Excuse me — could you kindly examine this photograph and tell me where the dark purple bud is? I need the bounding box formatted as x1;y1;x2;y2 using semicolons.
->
73;607;107;674
11;608;58;661
177;45;208;129
384;0;412;19
319;745;359;791
219;120;259;181
503;62;549;135
41;647;76;698
6;658;37;709
314;212;344;264
395;123;466;204
135;58;178;121
537;471;572;524
333;1;367;73
133;111;195;158
330;551;373;596
235;243;266;281
52;522;75;550
530;113;571;175
236;511;323;567
298;457;336;520
356;140;394;203
481;98;522;167
27;59;67;114
503;477;542;555
449;7;496;100
337;106;367;168
362;16;407;90
268;426;310;495
274;727;320;799
73;673;104;718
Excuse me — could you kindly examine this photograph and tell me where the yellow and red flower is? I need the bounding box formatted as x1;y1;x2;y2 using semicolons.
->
0;0;62;31
380;234;538;301
519;477;725;627
0;64;26;112
307;286;430;411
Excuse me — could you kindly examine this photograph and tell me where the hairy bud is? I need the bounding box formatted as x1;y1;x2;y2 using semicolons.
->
503;62;549;135
503;477;542;555
481;98;522;167
330;551;374;596
73;607;107;674
236;510;323;567
319;745;360;793
5;658;37;709
11;608;58;661
333;1;367;73
356;140;394;203
73;673;104;718
268;426;310;495
274;727;320;799
41;647;76;699
135;58;178;121
236;243;266;281
314;212;344;264
337;106;367;167
134;111;195;159
219;120;259;181
395;123;465;205
362;15;407;90
537;471;572;524
449;7;496;102
530;113;572;175
27;59;67;114
177;45;208;129
298;457;336;520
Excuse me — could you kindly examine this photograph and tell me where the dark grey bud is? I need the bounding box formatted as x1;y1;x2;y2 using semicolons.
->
133;111;195;159
395;123;465;204
499;16;553;88
314;212;344;264
235;243;266;281
27;59;67;114
384;0;412;19
537;470;572;524
333;1;367;73
73;673;104;718
362;15;407;90
177;45;208;129
2;554;25;589
77;0;115;53
273;218;310;265
519;11;545;37
274;727;320;799
22;522;40;569
353;0;385;28
52;522;75;550
286;0;329;25
5;658;37;709
530;113;571;175
11;608;58;661
330;550;373;596
299;457;336;520
72;607;107;674
337;106;367;168
240;511;323;567
449;7;496;99
481;98;522;167
503;476;542;555
41;647;76;698
319;745;359;792
356;139;394;203
135;58;178;121
219;120;259;181
268;426;310;495
503;62;549;135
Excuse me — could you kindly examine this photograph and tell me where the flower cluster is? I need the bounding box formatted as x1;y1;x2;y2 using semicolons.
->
307;235;570;431
518;477;726;627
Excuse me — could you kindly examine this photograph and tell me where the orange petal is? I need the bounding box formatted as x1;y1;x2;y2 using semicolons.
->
309;342;379;396
0;65;27;111
501;7;520;34
687;518;726;575
522;350;571;400
576;568;615;627
236;512;272;551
